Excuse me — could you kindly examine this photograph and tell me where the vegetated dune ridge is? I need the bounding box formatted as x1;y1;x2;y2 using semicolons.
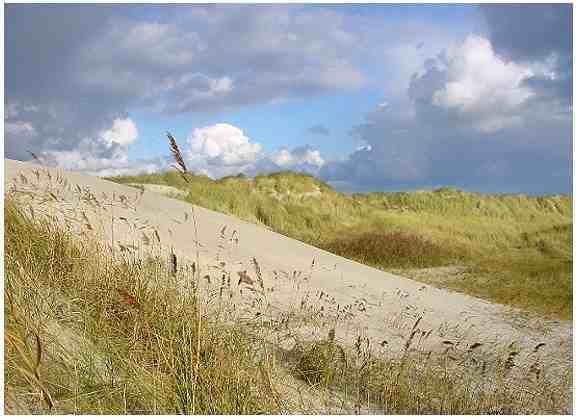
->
5;160;572;396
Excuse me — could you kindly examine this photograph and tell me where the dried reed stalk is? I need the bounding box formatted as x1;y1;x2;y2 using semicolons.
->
166;132;190;183
27;150;43;165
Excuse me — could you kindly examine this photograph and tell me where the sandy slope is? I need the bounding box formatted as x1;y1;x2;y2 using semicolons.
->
4;159;572;379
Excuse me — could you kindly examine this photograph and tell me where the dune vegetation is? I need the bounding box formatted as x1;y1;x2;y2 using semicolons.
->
107;169;572;319
5;197;571;414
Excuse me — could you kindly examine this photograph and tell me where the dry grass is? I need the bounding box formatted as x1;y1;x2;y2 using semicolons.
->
287;329;570;414
4;200;282;414
320;230;463;269
166;132;191;184
5;189;571;414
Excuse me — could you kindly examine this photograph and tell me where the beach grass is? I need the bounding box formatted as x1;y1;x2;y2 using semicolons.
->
5;188;570;414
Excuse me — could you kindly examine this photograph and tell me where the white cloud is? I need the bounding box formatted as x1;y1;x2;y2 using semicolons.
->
269;149;294;166
355;143;372;152
270;147;325;168
187;123;262;167
182;123;325;178
32;117;150;177
99;118;139;146
424;35;557;132
41;149;163;177
433;36;535;112
406;35;562;134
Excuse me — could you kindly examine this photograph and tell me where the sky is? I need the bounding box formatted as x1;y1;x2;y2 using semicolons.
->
4;3;573;195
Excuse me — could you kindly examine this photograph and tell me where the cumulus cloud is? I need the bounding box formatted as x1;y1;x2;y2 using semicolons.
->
40;150;166;178
16;116;161;177
270;146;325;171
431;37;534;112
321;28;572;194
100;118;139;147
187;124;262;168
408;35;558;133
182;123;325;179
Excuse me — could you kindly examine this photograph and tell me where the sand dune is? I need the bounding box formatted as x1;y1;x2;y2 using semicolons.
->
4;159;571;379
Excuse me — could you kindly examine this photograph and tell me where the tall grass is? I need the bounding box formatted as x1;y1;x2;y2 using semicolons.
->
5;195;571;414
5;200;281;414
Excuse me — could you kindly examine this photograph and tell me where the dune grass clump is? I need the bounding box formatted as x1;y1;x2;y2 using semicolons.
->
319;230;463;269
294;334;347;388
4;200;282;414
287;331;570;414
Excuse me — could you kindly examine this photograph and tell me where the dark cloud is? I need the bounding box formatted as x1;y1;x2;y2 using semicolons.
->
5;4;364;172
320;25;572;195
320;103;572;194
6;5;116;102
480;4;572;62
353;4;574;195
5;5;143;168
71;5;365;114
6;4;571;194
306;124;331;136
480;4;572;104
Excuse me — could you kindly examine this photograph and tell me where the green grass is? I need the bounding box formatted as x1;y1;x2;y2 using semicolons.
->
5;198;571;414
107;170;572;319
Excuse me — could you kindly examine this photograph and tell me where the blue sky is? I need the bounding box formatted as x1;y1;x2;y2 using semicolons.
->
5;4;572;194
128;88;381;161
